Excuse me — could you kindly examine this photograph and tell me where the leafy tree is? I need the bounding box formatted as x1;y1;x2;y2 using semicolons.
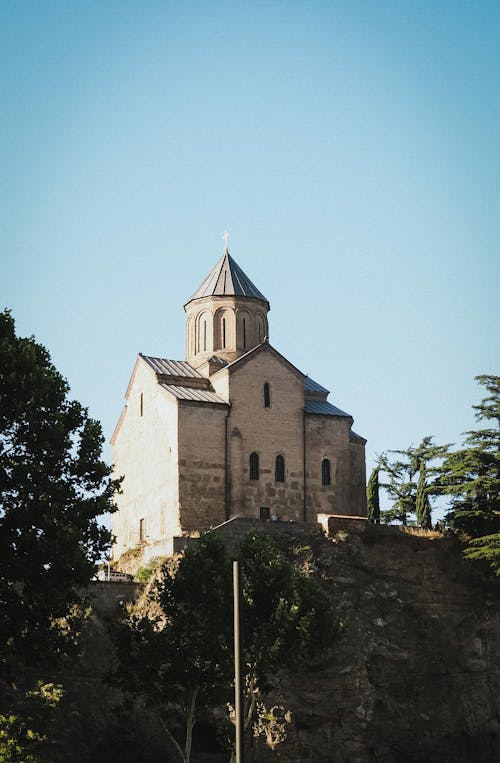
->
443;375;500;538
115;533;233;763
0;310;118;669
366;467;380;523
0;681;63;763
442;375;500;573
238;531;340;737
378;437;449;526
115;531;341;762
378;449;417;525
463;533;500;574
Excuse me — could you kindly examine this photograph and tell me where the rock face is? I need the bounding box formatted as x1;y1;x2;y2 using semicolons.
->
256;528;500;763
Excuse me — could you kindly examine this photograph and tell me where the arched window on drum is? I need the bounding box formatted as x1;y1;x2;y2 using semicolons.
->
322;458;331;486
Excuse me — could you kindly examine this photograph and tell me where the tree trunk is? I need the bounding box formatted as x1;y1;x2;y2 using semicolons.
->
184;688;199;763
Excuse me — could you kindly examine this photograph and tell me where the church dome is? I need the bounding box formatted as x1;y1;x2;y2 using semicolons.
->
185;251;269;309
184;248;270;370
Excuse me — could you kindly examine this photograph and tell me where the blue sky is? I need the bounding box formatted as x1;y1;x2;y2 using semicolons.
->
2;1;499;515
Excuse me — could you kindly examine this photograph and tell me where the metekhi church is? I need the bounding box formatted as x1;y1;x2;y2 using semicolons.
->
111;243;367;559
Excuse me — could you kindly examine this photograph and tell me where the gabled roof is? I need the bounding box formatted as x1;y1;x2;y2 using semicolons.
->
185;251;269;307
141;355;204;378
305;400;352;418
210;341;305;383
304;376;330;394
349;430;367;444
159;383;227;405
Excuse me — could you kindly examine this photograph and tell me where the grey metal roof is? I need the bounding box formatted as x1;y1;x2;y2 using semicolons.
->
141;355;203;378
159;383;227;405
349;430;367;444
305;400;351;417
304;377;329;394
186;252;269;305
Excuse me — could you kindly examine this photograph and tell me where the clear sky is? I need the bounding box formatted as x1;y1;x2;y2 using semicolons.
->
2;1;499;514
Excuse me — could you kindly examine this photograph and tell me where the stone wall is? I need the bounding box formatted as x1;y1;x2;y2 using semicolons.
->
348;438;367;515
305;415;358;519
213;346;306;521
88;580;142;616
209;516;323;554
178;402;227;530
254;532;500;763
111;359;181;559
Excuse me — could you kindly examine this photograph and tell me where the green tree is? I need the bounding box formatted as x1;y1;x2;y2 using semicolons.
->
115;533;233;763
366;467;380;523
115;532;341;763
378;449;417;525
378;437;449;526
442;375;500;573
0;310;118;669
0;681;63;763
415;461;431;529
237;532;340;752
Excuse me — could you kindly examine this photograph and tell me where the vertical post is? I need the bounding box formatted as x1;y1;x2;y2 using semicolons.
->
233;560;244;763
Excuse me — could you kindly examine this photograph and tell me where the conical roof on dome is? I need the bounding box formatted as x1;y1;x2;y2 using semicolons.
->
185;252;269;307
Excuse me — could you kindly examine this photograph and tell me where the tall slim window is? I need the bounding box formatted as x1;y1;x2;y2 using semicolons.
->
140;392;143;417
322;458;331;486
275;454;285;482
264;382;270;408
243;318;247;349
250;452;260;480
222;317;226;348
139;517;146;542
203;320;207;351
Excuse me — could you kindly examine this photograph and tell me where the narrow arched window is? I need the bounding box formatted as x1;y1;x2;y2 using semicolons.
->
243;318;247;349
275;455;285;482
140;392;143;417
250;452;259;480
322;458;331;486
203;320;207;351
264;382;270;408
222;317;226;348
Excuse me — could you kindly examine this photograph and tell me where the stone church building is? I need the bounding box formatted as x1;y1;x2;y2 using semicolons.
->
111;248;366;559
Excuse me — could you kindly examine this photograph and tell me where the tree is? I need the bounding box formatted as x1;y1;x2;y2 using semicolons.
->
415;461;431;529
378;449;417;525
443;375;500;573
366;467;380;523
115;531;341;762
378;437;449;526
0;310;118;669
115;533;233;763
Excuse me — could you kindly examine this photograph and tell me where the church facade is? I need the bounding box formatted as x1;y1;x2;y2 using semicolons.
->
111;248;367;559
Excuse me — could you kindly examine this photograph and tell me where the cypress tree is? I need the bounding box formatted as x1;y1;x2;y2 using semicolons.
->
416;461;432;529
366;467;380;523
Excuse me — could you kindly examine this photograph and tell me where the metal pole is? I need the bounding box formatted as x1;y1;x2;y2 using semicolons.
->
233;560;244;763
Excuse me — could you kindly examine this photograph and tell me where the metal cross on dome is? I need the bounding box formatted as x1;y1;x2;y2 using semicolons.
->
223;230;230;252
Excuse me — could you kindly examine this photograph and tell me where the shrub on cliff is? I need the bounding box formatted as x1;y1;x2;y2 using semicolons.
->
114;531;341;762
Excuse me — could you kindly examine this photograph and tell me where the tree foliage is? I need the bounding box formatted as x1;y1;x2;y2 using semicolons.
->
115;533;233;763
415;461;431;529
442;375;500;572
366;467;380;523
378;437;449;526
115;531;341;762
443;375;500;539
0;681;63;763
0;310;118;667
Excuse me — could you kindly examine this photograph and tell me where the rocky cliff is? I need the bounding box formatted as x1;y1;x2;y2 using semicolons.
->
255;527;500;762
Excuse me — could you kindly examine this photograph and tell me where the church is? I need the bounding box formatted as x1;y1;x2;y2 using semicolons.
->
111;245;367;559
